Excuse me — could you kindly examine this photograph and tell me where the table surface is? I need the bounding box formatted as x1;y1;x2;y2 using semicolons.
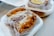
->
0;3;54;36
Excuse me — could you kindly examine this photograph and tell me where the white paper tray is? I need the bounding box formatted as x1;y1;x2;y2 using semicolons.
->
0;14;43;36
0;7;43;36
1;0;28;7
0;22;12;36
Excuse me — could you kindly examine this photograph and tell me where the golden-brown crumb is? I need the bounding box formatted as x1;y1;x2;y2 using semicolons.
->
7;7;26;17
15;15;36;33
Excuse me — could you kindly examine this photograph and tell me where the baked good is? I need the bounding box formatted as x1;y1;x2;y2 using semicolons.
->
6;7;37;35
31;10;45;17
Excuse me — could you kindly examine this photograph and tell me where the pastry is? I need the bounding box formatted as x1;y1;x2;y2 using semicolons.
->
6;7;37;35
31;10;45;17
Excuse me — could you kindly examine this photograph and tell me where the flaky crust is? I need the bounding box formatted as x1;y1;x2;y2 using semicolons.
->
7;7;26;17
6;7;37;34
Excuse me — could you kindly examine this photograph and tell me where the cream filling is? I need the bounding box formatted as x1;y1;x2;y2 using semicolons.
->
31;0;45;4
